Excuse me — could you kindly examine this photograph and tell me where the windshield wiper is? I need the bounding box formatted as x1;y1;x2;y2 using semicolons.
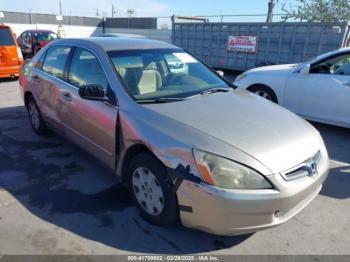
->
200;87;231;95
136;97;187;104
137;88;232;103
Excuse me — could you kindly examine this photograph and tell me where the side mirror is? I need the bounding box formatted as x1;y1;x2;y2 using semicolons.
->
216;70;224;77
300;65;310;75
79;84;107;101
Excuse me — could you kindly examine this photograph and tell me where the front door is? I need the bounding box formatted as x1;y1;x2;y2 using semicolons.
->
57;47;118;169
284;52;350;126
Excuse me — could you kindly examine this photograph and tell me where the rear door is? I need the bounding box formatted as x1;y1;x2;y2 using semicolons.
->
57;46;118;169
0;26;19;67
32;45;71;129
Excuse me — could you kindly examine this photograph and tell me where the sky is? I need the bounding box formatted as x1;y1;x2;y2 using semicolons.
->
1;0;297;20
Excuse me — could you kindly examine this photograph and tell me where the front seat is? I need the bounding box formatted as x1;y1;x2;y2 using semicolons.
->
124;67;143;95
138;62;162;95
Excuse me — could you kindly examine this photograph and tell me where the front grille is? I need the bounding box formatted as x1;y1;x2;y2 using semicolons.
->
281;151;321;181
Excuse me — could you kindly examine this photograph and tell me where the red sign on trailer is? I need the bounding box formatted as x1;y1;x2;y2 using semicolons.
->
228;36;257;53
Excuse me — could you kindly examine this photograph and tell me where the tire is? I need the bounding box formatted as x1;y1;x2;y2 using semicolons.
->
128;152;179;226
248;85;278;103
26;95;48;136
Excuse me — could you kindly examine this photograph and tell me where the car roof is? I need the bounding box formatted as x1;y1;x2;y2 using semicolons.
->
56;37;180;52
309;47;350;62
97;33;146;39
337;47;350;53
27;30;55;33
0;24;10;29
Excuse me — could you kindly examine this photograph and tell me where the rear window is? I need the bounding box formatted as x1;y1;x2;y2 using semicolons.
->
0;27;15;46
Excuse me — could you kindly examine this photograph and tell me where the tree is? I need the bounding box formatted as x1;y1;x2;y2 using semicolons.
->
282;0;350;22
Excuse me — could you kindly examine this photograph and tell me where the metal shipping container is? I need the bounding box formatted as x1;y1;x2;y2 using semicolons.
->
172;21;350;71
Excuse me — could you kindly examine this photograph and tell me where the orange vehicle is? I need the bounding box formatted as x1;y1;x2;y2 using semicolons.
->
0;24;24;78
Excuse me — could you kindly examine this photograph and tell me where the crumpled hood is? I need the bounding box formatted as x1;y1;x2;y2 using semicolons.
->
145;91;321;174
248;64;297;73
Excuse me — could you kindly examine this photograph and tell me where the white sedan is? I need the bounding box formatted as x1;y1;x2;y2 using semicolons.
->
234;48;350;128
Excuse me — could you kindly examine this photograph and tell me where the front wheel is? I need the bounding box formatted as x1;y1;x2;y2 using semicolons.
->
248;85;278;103
128;152;179;226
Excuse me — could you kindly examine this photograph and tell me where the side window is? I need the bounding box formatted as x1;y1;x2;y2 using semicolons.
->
68;48;109;91
22;32;28;41
27;32;32;41
42;46;71;79
310;54;350;76
35;51;46;69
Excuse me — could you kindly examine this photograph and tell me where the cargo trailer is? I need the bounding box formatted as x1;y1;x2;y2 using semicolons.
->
172;18;350;71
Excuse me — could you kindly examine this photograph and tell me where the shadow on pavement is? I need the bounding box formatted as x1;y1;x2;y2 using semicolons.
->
0;77;18;83
311;122;350;164
310;122;350;200
0;105;251;254
321;165;350;200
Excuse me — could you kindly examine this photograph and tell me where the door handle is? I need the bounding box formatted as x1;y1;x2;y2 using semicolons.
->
32;75;40;80
61;91;72;101
343;82;350;87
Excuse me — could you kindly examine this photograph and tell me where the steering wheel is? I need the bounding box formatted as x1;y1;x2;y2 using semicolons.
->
319;63;331;74
166;73;186;85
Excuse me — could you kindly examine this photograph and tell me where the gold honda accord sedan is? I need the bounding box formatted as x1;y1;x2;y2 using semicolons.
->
19;37;330;235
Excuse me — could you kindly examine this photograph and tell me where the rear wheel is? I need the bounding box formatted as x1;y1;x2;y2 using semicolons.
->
248;85;278;103
128;152;178;226
26;96;48;136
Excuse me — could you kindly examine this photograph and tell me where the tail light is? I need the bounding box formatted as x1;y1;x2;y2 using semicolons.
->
17;47;23;61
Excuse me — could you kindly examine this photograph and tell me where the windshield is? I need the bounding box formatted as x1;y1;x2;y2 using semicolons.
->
109;49;229;101
34;32;57;41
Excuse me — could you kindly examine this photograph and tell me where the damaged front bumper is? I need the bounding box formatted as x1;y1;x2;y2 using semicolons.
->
174;154;329;236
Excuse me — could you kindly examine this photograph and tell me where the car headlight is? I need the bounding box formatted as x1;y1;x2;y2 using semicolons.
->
234;73;247;82
193;150;272;189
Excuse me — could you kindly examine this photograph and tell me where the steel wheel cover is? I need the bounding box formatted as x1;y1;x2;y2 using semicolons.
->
132;167;165;216
28;101;40;129
255;90;272;101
